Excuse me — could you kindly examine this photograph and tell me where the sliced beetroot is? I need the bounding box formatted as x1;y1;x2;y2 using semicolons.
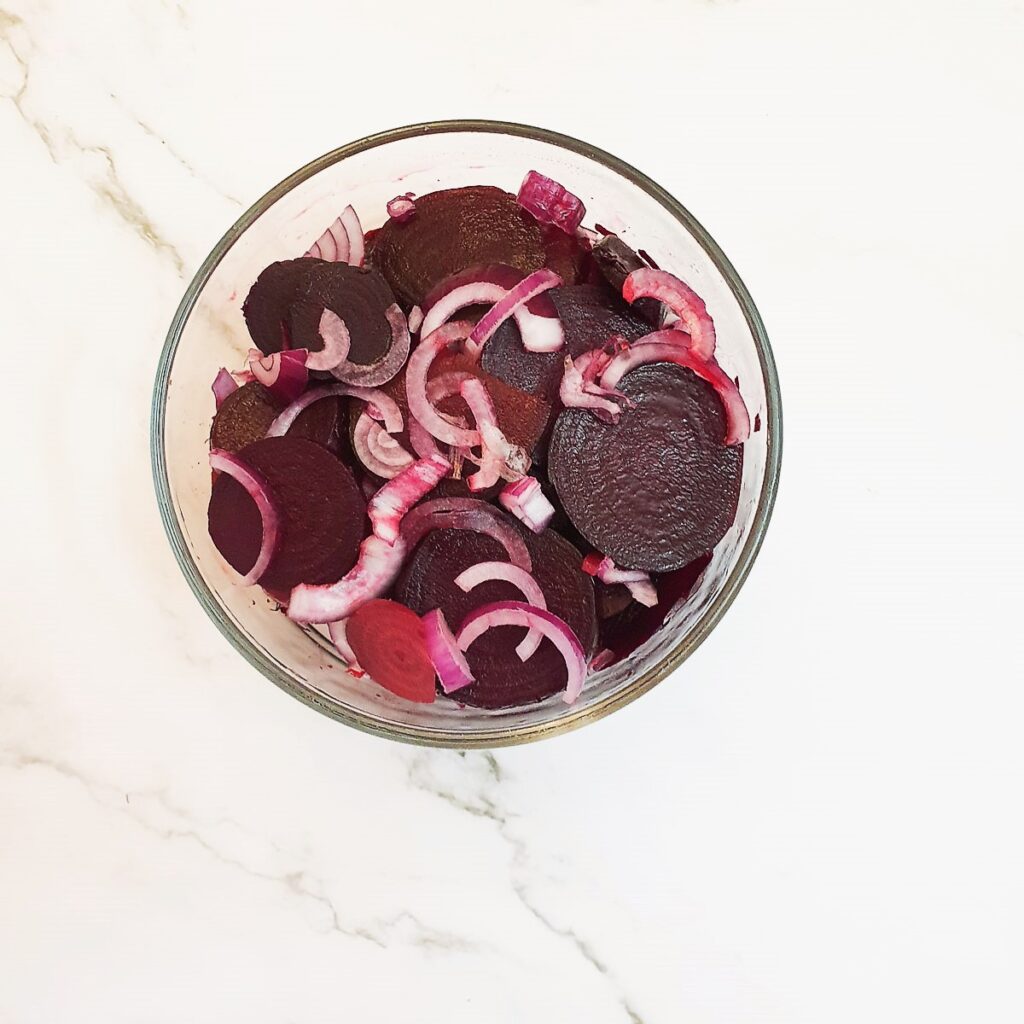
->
394;524;596;708
599;553;713;658
481;284;651;403
287;262;397;366
208;436;366;590
595;580;633;620
346;599;436;703
590;234;662;325
288;394;345;453
367;186;550;307
549;363;743;572
242;259;318;354
210;382;280;453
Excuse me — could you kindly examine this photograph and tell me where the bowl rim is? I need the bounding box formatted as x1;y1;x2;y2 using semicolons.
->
150;118;783;748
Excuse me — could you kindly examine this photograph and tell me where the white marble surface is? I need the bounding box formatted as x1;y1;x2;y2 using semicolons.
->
2;1;1023;1020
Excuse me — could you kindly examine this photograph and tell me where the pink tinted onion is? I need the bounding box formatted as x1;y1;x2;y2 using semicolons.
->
209;448;281;586
516;170;586;235
622;269;716;359
582;553;658;608
267;383;403;437
248;348;308;404
422;609;475;693
468;268;562;350
459;378;529;491
406;321;481;447
367;455;451;545
325;304;410;387
352;412;414;479
305;309;350;371
498;477;554;534
455;562;547;660
456;601;587;705
304;215;351;263
408;304;424;334
212;367;238;408
559;353;626;422
339;205;365;267
386;194;416;223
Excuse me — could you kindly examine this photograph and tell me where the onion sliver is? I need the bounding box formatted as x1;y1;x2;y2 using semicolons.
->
306;309;350;371
212;367;238;408
599;340;750;445
326;304;410;387
248;348;308;404
468;268;562;350
339;205;365;267
267;383;403;437
368;455;451;544
622;269;716;359
498;476;554;534
402;498;532;572
456;601;587;705
582;553;658;608
386;195;416;223
353;413;414;479
455;561;547;660
209;448;281;586
406;321;481;447
305;216;351;263
422;609;474;693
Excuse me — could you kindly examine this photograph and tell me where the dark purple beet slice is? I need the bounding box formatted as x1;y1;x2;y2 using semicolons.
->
210;383;343;454
590;234;662;325
481;285;651;404
599;553;713;658
394;524;597;708
367;186;550;308
208;436;366;590
595;580;633;620
549;363;743;573
242;259;320;355
287;262;397;366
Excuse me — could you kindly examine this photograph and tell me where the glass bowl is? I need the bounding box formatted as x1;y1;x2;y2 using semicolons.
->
151;120;782;748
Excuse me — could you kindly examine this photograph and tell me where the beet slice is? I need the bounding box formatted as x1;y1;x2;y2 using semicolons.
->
346;599;436;703
242;259;319;355
287;262;397;366
394;524;597;708
367;186;550;308
210;382;343;454
208;436;366;590
481;285;651;404
549;363;743;572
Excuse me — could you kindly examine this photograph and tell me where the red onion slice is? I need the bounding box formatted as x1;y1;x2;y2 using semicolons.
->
340;205;364;267
248;348;309;404
419;281;506;340
326;618;362;670
456;601;587;705
498;476;555;534
305;216;351;263
408;304;424;334
513;302;565;354
212;367;238;408
267;383;403;437
324;303;409;387
353;412;415;479
406;321;482;447
288;535;407;624
622;269;716;359
589;648;617;671
459;378;529;491
422;609;475;694
209;448;281;585
306;310;351;371
559;354;627;422
401;498;532;572
517;170;587;234
582;553;658;608
599;339;750;445
368;455;451;545
386;194;417;223
468;268;562;351
454;561;547;660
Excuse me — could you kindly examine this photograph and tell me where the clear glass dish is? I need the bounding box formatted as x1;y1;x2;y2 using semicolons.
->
150;120;783;748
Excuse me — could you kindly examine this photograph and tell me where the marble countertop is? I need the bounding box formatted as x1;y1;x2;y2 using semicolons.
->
2;1;1022;1020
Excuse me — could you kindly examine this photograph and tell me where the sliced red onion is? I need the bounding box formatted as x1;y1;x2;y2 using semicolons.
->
288;534;407;624
498;477;554;534
622;269;716;359
514;300;565;353
517;170;586;235
420;281;506;340
406;321;482;447
386;194;417;223
353;412;414;479
340;205;364;267
559;354;626;422
368;455;451;545
306;309;350;371
459;378;529;491
422;609;475;694
456;601;587;705
468;268;562;350
305;215;351;263
401;498;532;572
267;383;403;437
231;369;256;386
599;339;750;445
408;304;424;334
209;448;281;585
212;367;238;408
589;648;617;671
407;415;444;463
248;348;308;404
454;561;547;660
322;304;409;387
582;553;658;608
326;618;361;669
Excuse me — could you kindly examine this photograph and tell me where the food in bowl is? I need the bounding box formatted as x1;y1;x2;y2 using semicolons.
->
206;171;749;709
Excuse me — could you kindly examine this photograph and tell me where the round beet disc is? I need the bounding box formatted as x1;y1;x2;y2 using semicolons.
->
367;186;550;308
394;524;597;708
549;363;743;572
287;262;397;366
208;436;366;590
242;259;318;354
482;284;652;403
